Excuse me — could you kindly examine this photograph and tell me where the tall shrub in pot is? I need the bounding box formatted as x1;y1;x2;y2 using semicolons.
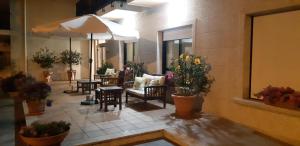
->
60;50;81;81
32;48;57;82
170;53;214;119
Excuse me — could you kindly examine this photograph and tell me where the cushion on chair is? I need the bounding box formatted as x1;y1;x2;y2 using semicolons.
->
105;68;115;76
127;88;144;96
143;74;165;86
133;77;146;90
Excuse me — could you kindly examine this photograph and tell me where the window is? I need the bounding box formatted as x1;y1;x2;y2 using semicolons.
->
161;25;193;74
249;10;300;99
124;42;135;65
162;38;192;74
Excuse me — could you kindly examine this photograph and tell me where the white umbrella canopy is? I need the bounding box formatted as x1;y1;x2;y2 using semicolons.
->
32;14;139;40
31;18;86;38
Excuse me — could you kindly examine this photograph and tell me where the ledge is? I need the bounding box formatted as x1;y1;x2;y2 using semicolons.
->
233;97;300;118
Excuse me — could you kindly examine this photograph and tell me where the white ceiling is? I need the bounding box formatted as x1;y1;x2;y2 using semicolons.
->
127;0;170;7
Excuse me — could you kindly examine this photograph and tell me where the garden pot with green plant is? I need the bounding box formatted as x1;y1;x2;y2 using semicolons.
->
0;72;36;99
32;48;57;82
60;50;81;82
19;121;70;146
97;62;114;75
22;81;51;115
170;53;214;119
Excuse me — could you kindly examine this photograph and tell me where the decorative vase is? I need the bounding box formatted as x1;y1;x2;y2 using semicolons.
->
172;94;196;119
67;70;76;81
26;100;45;115
43;70;53;83
20;130;69;146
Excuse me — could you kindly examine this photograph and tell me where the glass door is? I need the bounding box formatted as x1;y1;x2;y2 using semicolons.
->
162;38;192;74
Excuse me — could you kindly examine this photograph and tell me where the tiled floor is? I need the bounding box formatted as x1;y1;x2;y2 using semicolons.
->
25;81;288;146
0;98;15;146
25;82;174;146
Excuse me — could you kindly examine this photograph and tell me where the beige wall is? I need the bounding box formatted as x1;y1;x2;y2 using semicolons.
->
26;0;89;81
106;40;121;70
133;0;300;145
251;10;300;97
10;0;26;73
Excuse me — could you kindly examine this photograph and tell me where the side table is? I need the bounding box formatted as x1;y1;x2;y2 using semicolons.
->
95;86;123;112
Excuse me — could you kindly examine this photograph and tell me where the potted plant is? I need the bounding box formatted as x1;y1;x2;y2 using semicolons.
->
32;48;57;82
21;81;51;115
97;62;114;75
126;61;147;77
60;50;81;81
255;86;300;109
0;72;36;98
170;53;214;119
19;121;70;146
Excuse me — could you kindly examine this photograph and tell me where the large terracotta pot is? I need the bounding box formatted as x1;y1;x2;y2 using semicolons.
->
172;94;196;119
20;131;69;146
43;70;53;83
26;100;45;115
67;70;76;81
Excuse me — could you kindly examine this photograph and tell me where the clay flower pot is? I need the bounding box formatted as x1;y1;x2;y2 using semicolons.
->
26;100;45;115
67;70;76;81
43;70;53;83
20;130;69;146
172;94;196;119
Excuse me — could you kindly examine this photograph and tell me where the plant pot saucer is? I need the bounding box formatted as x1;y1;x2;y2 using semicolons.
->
169;112;203;120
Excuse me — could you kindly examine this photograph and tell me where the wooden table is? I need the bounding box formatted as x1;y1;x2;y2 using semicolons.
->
95;86;123;112
77;80;102;94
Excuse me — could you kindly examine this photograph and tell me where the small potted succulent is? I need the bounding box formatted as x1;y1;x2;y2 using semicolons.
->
60;50;81;81
169;53;214;119
32;48;57;82
21;81;51;115
19;121;70;146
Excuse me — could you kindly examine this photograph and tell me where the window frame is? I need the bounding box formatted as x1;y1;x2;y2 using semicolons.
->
248;8;300;100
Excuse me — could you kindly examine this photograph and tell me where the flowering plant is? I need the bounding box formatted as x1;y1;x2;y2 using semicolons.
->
170;53;214;96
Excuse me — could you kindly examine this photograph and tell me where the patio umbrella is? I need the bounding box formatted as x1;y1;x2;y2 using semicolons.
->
59;14;139;93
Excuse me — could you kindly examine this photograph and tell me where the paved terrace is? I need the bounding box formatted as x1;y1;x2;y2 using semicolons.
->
24;81;287;146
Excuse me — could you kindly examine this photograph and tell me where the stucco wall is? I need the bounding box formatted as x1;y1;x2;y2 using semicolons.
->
134;0;300;145
26;0;89;81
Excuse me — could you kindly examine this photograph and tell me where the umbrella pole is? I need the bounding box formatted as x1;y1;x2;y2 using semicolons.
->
69;37;72;85
89;33;93;94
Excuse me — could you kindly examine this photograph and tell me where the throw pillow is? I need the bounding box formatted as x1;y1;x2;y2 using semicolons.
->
133;77;146;90
105;68;115;76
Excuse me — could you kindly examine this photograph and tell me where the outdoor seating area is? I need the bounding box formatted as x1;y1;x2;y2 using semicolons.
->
1;0;300;146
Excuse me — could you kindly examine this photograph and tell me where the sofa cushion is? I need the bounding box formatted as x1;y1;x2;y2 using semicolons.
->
127;88;144;97
143;74;165;86
133;77;146;90
105;68;115;76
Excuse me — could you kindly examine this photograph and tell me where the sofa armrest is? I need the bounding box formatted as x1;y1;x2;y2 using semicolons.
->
144;85;167;98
